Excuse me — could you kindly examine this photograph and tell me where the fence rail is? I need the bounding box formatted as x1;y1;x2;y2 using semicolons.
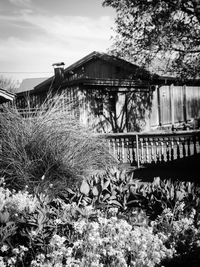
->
105;130;200;168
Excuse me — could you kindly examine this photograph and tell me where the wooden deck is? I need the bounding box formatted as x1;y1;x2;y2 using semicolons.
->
105;130;200;168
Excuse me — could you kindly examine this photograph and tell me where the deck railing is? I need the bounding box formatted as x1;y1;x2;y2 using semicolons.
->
105;130;200;168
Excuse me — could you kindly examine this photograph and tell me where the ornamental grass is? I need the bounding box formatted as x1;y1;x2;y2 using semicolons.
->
0;93;116;194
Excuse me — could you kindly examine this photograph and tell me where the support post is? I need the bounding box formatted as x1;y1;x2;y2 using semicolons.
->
169;84;174;129
136;134;140;168
157;86;162;126
183;85;187;123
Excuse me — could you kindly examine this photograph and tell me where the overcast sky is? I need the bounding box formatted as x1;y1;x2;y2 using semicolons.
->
0;0;115;84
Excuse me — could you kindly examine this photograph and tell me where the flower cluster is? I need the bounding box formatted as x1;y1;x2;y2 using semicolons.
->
0;181;200;267
71;214;174;267
154;205;200;256
0;245;28;267
0;182;38;214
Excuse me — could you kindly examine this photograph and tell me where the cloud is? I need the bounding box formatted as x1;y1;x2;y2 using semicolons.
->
20;12;114;41
8;0;32;7
0;5;114;82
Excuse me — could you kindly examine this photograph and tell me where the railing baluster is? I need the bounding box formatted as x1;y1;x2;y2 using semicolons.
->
131;138;136;165
155;141;160;163
108;138;111;155
114;138;118;162
177;139;180;159
171;139;174;161
161;139;165;162
193;135;197;155
197;134;200;153
126;138;131;164
145;138;149;163
140;138;144;165
182;137;186;158
135;135;140;168
117;138;122;163
104;130;200;167
166;139;170;161
150;139;155;163
187;138;191;156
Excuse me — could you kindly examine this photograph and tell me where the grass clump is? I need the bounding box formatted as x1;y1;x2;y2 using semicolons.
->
0;94;116;195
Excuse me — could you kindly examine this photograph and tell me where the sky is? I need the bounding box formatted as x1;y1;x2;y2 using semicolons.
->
0;0;115;85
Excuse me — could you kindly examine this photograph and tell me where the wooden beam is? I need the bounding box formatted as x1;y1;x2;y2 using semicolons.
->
157;86;162;126
183;85;187;123
169;84;174;128
63;78;150;89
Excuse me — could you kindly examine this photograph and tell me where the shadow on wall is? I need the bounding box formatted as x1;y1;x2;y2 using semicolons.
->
81;89;153;133
132;154;200;184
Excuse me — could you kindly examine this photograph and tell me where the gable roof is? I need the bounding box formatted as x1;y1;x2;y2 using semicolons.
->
0;88;15;104
34;51;153;92
64;51;147;74
17;77;48;93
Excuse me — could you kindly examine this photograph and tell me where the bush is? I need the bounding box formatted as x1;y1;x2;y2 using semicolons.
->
1;179;200;267
0;182;174;267
64;170;200;225
0;94;116;194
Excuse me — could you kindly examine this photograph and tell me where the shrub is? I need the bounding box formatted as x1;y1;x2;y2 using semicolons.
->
66;170;200;224
0;182;174;267
1;181;200;267
0;94;116;194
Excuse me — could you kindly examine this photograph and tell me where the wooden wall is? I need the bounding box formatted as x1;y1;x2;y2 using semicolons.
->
149;85;200;129
82;59;133;80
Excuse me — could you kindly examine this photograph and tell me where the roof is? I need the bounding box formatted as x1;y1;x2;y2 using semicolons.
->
17;77;48;93
34;51;153;92
0;88;15;104
64;51;148;74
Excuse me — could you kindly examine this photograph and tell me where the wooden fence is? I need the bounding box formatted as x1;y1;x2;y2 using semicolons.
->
150;85;200;129
105;130;200;168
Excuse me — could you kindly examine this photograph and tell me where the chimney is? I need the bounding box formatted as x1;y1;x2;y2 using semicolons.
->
52;62;65;89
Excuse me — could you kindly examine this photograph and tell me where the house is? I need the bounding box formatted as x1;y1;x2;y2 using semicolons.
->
17;77;48;93
15;51;200;133
0;88;15;104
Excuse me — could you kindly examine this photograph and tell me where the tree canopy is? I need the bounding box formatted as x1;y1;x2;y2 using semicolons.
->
103;0;200;79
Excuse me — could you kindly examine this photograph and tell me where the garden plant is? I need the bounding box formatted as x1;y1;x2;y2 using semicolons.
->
0;95;200;266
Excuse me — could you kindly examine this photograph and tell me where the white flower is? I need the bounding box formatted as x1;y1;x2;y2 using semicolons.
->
12;248;19;254
54;218;62;225
1;245;8;252
30;230;37;237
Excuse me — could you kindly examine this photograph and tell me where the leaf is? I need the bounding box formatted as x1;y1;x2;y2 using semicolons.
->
109;195;117;200
0;211;10;224
108;200;122;207
66;188;75;195
176;190;185;201
80;180;90;196
92;185;99;196
102;180;110;190
102;193;110;202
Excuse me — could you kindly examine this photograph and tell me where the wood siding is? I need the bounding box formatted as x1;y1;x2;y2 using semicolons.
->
150;85;200;129
69;58;135;81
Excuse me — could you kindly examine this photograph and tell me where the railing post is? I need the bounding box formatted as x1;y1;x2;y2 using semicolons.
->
136;134;140;168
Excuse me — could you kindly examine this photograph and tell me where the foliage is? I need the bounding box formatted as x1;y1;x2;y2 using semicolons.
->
0;93;116;194
0;178;200;266
0;182;174;266
154;206;200;254
103;0;200;78
130;177;200;220
69;170;200;221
